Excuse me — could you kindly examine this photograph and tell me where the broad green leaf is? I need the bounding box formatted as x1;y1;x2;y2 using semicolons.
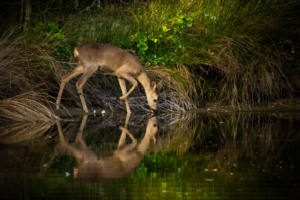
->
151;38;158;43
162;26;168;32
177;19;184;24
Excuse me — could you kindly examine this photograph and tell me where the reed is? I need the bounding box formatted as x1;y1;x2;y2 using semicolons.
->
0;91;59;123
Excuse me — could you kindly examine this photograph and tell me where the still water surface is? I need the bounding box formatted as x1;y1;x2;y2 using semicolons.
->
0;112;299;199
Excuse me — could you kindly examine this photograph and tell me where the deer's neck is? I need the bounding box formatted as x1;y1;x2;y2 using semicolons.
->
137;133;152;156
137;71;152;94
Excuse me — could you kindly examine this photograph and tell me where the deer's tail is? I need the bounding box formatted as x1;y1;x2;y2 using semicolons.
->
74;47;79;58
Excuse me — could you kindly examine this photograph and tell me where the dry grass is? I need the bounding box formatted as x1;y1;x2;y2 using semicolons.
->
0;27;62;123
149;64;199;111
0;27;61;99
0;91;59;123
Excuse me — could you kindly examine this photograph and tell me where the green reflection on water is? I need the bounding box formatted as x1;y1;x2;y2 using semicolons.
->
0;113;299;199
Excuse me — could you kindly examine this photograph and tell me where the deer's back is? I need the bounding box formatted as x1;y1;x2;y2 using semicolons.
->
75;43;144;76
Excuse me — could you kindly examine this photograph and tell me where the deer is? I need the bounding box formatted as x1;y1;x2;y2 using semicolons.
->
56;42;164;114
56;114;159;183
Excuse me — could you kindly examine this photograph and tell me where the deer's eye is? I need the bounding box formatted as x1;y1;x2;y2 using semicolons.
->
153;124;157;127
154;99;157;102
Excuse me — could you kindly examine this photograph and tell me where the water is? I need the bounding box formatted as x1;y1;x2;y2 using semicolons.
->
0;112;299;200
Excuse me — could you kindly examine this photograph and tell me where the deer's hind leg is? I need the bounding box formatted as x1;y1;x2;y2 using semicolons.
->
57;121;83;163
76;65;98;113
56;62;84;109
75;115;98;161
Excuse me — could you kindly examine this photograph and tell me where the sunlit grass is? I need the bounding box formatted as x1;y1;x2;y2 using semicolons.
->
0;0;299;118
128;0;297;105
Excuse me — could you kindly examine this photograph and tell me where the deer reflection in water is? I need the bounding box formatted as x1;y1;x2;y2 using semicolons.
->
56;114;159;182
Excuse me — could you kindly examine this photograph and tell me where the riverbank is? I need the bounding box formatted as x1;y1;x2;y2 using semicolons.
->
0;0;299;123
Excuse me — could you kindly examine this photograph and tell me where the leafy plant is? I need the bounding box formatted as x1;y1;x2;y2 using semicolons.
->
28;19;70;62
130;4;196;66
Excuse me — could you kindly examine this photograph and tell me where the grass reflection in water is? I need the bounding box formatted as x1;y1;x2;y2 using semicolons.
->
0;112;299;200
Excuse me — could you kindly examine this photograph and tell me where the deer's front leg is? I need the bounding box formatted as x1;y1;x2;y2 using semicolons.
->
118;74;138;100
116;67;138;102
118;126;137;148
75;115;88;148
118;77;131;113
117;113;136;150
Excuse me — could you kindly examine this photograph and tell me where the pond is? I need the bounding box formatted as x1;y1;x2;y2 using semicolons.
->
0;112;299;200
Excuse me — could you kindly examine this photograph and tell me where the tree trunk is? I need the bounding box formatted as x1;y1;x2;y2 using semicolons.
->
25;0;31;26
20;0;24;24
75;0;79;8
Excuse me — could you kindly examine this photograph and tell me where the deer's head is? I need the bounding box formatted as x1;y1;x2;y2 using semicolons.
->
147;79;164;113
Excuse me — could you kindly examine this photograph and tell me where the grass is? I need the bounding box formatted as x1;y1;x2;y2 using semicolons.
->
0;91;59;124
0;0;300;122
128;0;299;105
0;27;64;123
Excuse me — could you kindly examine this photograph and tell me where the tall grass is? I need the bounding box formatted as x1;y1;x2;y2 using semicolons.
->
0;27;65;122
0;27;58;99
127;0;299;105
0;0;299;119
0;91;59;123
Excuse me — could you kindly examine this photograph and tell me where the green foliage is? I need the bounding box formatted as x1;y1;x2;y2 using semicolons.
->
63;13;134;50
134;152;185;182
128;0;300;105
134;162;148;180
32;20;66;41
130;3;196;66
28;19;70;62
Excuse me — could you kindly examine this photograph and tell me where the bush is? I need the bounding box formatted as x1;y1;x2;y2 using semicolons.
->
127;0;299;105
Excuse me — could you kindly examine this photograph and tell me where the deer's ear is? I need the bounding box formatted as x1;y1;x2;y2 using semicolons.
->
156;79;164;91
151;81;157;91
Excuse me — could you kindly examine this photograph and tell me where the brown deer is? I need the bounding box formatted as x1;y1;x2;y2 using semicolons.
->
56;114;159;183
56;43;164;113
